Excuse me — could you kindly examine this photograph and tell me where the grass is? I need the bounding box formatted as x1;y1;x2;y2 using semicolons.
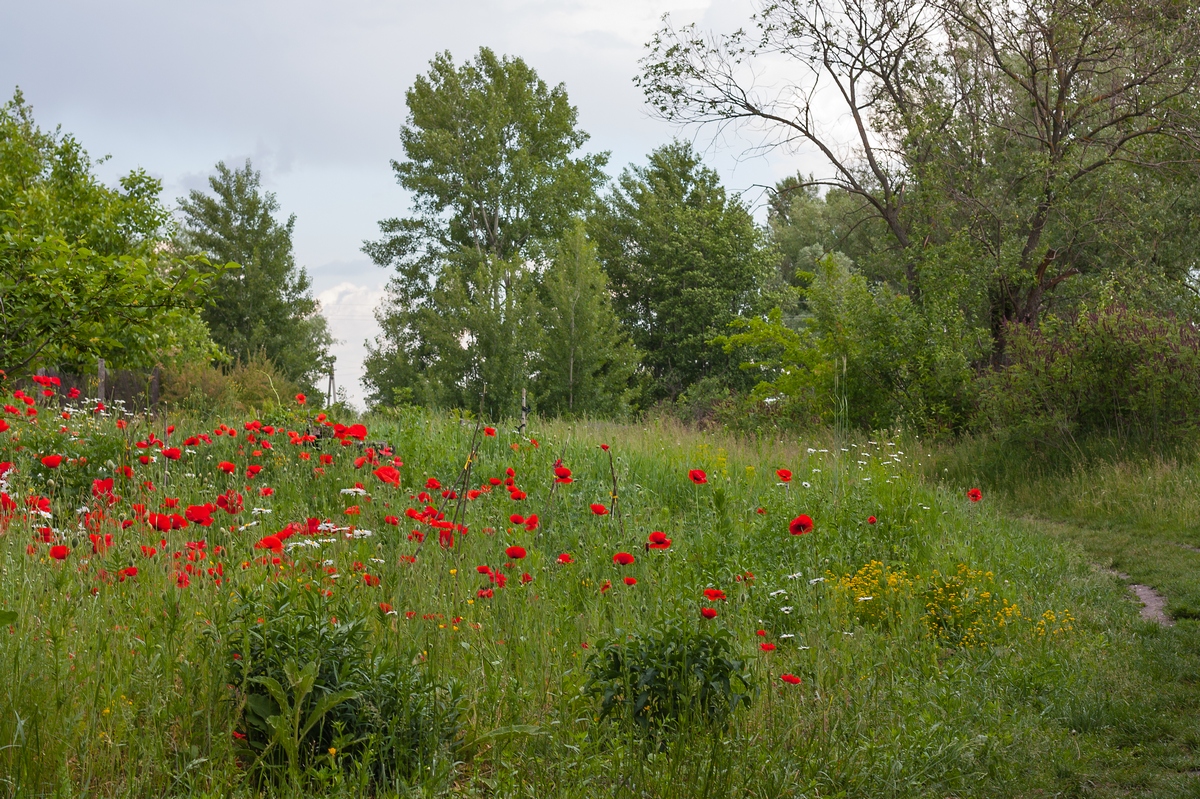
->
0;401;1196;797
933;436;1200;796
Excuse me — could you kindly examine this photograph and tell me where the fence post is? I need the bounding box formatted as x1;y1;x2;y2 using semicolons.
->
97;358;106;400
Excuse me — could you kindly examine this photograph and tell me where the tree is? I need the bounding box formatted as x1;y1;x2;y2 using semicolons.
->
363;48;609;414
177;160;334;393
639;0;1200;338
589;141;775;404
0;90;223;377
536;223;638;416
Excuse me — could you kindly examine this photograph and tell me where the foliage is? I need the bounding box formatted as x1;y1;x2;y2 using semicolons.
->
589;141;777;405
363;48;608;416
162;351;302;415
0;90;224;377
718;254;980;431
535;223;638;417
177;160;334;394
638;0;1200;352
977;305;1200;448
229;582;458;789
585;622;751;737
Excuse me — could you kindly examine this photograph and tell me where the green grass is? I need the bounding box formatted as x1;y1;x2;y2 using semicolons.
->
932;436;1200;796
0;405;1194;797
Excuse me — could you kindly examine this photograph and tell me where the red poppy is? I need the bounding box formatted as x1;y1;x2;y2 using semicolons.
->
688;469;707;484
756;629;766;636
520;572;532;584
344;505;361;516
295;393;306;405
600;444;609;451
776;469;792;482
967;488;983;502
700;607;718;619
374;465;401;486
363;574;381;587
425;477;441;490
789;514;814;535
647;531;672;550
600;579;612;593
760;642;776;652
624;576;637;586
245;464;262;478
780;673;802;685
557;552;574;564
868;515;877;524
590;503;609;516
554;466;572;480
218;461;236;474
505;546;526;560
484;427;496;437
40;455;63;469
260;486;274;497
49;545;70;560
379;602;394;614
508;514;524;525
254;535;283;553
523;514;539;530
162;448;182;460
703;588;726;601
612;552;635;566
319;454;334;466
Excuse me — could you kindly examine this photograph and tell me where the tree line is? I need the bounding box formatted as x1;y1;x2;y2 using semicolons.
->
4;0;1200;439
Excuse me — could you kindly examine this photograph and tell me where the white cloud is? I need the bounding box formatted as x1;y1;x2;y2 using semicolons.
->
316;280;388;410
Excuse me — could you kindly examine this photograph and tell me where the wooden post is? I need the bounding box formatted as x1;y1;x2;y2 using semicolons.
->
97;358;106;400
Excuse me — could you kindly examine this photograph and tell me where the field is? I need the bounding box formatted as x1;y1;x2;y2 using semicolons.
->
0;391;1192;797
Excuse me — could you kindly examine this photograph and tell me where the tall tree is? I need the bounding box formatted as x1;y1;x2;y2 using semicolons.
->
363;48;608;414
639;0;1200;338
177;161;333;392
589;141;775;404
536;223;638;417
0;90;222;376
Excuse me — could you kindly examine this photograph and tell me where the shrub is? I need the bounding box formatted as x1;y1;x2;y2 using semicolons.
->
228;583;459;789
978;306;1200;447
584;622;752;738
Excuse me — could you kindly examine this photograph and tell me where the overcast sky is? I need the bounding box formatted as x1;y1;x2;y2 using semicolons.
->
1;0;825;407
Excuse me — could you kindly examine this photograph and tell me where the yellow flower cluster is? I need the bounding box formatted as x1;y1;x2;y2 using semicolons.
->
831;561;1068;649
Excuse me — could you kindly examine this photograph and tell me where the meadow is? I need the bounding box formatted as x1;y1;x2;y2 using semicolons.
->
0;386;1189;797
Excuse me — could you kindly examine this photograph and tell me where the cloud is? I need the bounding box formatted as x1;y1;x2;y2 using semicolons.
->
315;279;388;409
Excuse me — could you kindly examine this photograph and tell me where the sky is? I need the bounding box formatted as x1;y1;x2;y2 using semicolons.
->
1;0;826;407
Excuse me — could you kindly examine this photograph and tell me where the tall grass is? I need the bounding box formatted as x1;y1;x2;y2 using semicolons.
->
0;405;1148;796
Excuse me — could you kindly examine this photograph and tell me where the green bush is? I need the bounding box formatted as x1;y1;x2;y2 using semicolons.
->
584;622;752;738
977;306;1200;447
228;583;459;789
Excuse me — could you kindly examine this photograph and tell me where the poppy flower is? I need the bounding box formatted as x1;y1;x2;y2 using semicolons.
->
40;455;63;469
756;629;766;636
509;514;525;525
776;469;792;482
162;448;182;460
520;572;532;584
612;552;635;566
868;515;877;525
967;488;982;502
760;642;776;652
245;464;262;478
780;673;802;685
590;503;609;516
484;427;496;437
505;546;526;560
374;465;401;486
789;514;814;535
703;588;726;601
624;576;637;586
700;607;718;619
363;574;381;587
600;579;612;593
49;545;70;560
647;531;672;550
254;535;283;553
425;477;441;490
523;514;539;531
553;466;572;480
296;393;306;405
600;444;609;451
688;469;707;484
260;487;274;497
218;461;236;474
379;602;394;614
557;552;574;565
319;454;334;466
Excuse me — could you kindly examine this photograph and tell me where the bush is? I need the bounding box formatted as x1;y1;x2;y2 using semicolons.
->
164;351;305;414
978;306;1200;447
228;583;459;789
584;622;751;739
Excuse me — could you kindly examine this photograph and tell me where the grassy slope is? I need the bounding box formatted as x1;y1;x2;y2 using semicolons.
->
0;411;1188;797
933;439;1200;797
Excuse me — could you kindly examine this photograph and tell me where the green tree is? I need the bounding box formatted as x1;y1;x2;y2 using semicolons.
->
589;141;775;404
363;48;609;415
177;160;333;393
536;223;638;417
0;89;223;377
